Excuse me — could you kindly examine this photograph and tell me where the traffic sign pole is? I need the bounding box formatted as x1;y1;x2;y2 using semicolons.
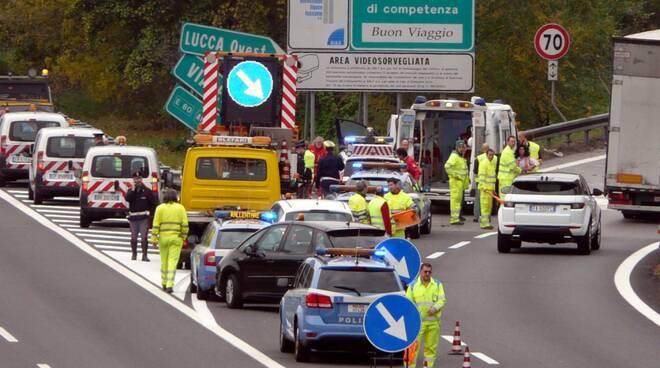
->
535;23;570;122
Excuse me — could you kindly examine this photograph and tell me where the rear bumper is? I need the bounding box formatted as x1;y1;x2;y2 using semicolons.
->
608;204;660;213
0;167;28;178
81;206;128;219
301;315;374;351
503;225;581;243
35;183;79;197
195;264;217;291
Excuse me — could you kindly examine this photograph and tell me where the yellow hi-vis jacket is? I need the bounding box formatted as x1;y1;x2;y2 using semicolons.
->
368;195;387;230
444;151;469;189
348;193;370;224
406;277;446;323
384;190;415;237
497;146;521;182
528;141;540;160
478;157;498;192
151;202;189;242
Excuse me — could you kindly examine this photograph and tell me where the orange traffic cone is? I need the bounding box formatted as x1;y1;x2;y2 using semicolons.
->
462;346;471;368
448;321;463;355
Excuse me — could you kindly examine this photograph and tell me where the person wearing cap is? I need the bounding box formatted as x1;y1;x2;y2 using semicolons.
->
396;147;421;182
478;149;498;230
444;140;469;225
116;135;127;146
384;177;416;238
316;140;344;197
368;186;393;236
498;135;522;199
125;171;157;261
348;180;370;224
294;140;312;199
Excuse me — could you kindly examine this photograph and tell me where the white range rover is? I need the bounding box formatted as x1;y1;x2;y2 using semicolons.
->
497;173;602;255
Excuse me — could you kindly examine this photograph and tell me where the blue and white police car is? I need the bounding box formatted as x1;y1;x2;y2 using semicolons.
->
189;211;272;300
279;248;404;362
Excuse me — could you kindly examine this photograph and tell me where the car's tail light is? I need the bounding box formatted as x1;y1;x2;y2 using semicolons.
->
182;239;189;249
81;171;89;192
203;251;217;266
0;135;6;154
36;151;45;172
151;172;158;193
570;203;585;209
608;191;632;205
504;201;515;208
305;293;333;309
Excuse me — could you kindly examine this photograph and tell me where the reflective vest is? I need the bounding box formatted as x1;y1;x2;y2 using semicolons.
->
406;277;446;322
444;151;468;181
497;146;521;182
151;202;189;240
348;193;370;224
478;157;497;192
475;153;486;183
368;195;388;230
384;190;415;237
528;141;540;160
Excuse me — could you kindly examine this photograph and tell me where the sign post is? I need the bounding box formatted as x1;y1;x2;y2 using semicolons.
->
534;23;570;121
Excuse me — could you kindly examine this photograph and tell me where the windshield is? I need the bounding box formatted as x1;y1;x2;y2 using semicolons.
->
196;157;266;181
328;229;387;248
9;120;61;141
0;82;50;101
46;136;95;158
284;211;352;222
317;269;400;295
91;155;150;178
512;181;582;195
347;178;413;193
215;229;257;249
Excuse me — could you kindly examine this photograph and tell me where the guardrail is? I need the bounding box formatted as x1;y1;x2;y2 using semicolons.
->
524;113;609;145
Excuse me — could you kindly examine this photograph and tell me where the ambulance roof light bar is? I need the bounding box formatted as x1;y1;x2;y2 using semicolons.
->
352;162;407;171
214;210;277;223
193;134;272;146
344;136;394;145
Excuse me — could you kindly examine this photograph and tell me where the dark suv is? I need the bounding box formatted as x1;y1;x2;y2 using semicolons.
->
216;221;387;308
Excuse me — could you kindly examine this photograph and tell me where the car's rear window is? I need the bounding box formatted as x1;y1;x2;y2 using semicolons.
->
327;229;387;248
512;180;581;195
196;157;266;181
46;136;95;158
317;269;400;295
91;155;149;178
0;82;50;101
9;120;60;141
284;211;352;222
215;229;257;249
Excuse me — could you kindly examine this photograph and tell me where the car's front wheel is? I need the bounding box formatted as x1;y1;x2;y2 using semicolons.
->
224;273;243;309
407;225;421;239
497;232;512;253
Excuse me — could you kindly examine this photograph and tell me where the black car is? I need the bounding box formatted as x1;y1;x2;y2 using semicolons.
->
216;221;387;309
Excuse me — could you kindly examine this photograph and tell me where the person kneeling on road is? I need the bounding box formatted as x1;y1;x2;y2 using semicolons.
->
151;189;188;293
126;171;157;261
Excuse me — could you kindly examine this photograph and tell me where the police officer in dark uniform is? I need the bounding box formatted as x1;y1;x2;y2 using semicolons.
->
126;172;157;261
317;140;344;197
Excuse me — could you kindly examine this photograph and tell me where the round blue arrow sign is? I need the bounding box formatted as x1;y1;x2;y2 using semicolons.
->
226;60;274;108
363;294;421;353
375;238;422;285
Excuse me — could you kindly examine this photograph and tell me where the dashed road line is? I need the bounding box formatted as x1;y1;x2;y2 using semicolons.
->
449;241;470;249
37;364;52;368
426;252;445;259
0;326;18;342
472;352;500;365
474;232;497;239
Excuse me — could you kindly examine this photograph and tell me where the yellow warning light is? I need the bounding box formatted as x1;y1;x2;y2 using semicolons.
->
193;134;272;146
425;101;442;107
459;102;473;108
41;69;49;77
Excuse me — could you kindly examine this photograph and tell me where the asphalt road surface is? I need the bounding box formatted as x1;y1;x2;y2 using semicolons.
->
1;152;658;368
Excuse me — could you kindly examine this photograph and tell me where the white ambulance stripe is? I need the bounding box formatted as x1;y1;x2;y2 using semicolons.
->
43;214;79;219
96;245;159;254
69;228;134;236
36;209;80;215
31;204;79;210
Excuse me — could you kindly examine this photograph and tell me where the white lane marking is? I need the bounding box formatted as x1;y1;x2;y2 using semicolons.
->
426;252;445;259
36;364;52;368
441;335;466;346
84;238;132;246
0;190;287;368
97;245;158;254
31;204;79;210
614;241;660;327
472;352;500;365
449;241;470;249
69;228;139;236
36;209;79;215
474;231;497;239
540;154;605;172
42;214;79;219
13;194;28;198
7;190;27;194
76;233;132;241
192;294;220;328
104;218;128;223
173;274;190;301
50;219;80;224
0;326;18;342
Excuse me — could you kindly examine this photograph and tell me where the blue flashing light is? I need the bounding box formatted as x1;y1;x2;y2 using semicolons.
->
344;136;357;144
316;248;329;256
382;187;390;193
214;210;231;219
259;211;277;223
372;250;386;259
352;162;363;169
414;96;428;104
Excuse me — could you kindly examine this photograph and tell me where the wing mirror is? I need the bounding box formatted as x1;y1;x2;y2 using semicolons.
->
592;188;603;196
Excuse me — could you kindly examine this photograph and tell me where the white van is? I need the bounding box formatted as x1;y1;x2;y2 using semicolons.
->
0;112;68;186
29;127;103;204
80;145;161;228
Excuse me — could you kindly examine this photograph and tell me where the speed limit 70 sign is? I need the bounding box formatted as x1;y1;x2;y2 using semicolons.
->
534;23;570;60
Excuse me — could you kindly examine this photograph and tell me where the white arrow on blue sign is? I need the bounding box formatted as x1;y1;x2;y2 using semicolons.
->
226;61;274;108
363;294;421;353
375;238;422;285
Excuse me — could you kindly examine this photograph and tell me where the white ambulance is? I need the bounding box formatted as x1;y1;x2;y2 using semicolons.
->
80;145;161;228
28;127;102;204
0;111;68;186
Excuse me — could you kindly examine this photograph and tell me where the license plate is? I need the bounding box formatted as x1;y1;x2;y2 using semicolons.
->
93;193;121;201
337;316;363;325
9;155;31;164
48;171;75;181
348;304;367;313
530;204;555;213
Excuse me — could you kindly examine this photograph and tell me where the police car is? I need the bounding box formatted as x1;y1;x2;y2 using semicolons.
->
189;210;271;300
279;248;404;362
497;173;602;254
332;166;432;238
269;199;353;223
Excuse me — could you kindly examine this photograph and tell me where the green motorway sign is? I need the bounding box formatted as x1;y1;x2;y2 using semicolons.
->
179;22;283;56
351;0;474;51
164;85;204;130
172;54;224;97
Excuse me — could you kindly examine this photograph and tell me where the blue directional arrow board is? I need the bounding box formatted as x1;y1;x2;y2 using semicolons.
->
363;294;421;353
226;61;274;108
375;238;422;285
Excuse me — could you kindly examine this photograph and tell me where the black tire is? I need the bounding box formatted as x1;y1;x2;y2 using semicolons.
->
80;210;91;228
28;186;34;200
591;217;602;251
33;188;44;205
224;273;243;309
279;318;294;353
294;322;309;362
189;272;197;293
0;174;6;187
497;232;512;253
197;286;211;300
408;225;421;239
420;214;432;235
622;211;637;219
577;221;592;255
